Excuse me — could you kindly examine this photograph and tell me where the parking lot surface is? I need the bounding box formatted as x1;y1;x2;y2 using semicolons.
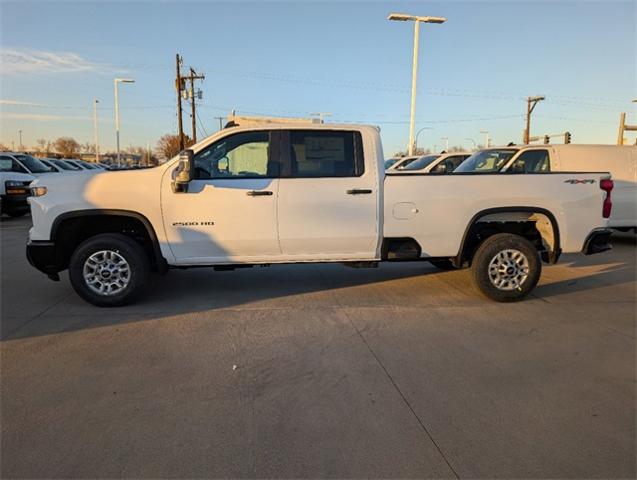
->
1;215;635;478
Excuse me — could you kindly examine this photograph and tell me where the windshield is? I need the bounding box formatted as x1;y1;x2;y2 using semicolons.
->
384;158;399;169
51;159;77;171
14;154;52;173
454;149;517;173
394;157;418;169
401;154;440;171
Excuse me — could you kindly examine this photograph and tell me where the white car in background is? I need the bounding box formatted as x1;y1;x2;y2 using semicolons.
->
386;155;420;170
0;152;56;176
0;171;35;217
395;152;472;174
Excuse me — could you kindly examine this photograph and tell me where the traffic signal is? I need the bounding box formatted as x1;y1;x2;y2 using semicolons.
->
564;131;572;144
544;135;550;144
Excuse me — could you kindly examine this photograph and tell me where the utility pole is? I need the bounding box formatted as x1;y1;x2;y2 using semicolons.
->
185;66;205;143
617;106;637;145
93;98;100;163
175;54;185;150
18;130;22;150
524;96;545;144
214;116;225;131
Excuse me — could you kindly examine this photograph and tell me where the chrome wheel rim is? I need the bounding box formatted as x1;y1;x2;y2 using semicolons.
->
83;250;131;296
488;249;529;291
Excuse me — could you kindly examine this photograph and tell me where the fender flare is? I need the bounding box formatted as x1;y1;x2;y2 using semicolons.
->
51;209;168;273
454;206;562;266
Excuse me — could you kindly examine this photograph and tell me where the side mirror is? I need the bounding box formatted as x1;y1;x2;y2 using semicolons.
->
173;149;194;193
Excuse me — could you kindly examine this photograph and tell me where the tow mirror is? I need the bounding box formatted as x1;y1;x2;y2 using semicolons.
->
173;149;194;193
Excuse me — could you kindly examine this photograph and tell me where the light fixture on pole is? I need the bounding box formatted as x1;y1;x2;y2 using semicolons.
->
388;12;447;156
465;137;477;149
114;78;135;166
93;99;100;163
480;130;490;148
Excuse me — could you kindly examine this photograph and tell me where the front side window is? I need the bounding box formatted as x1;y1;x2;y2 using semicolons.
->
0;156;28;173
445;155;470;171
14;154;51;173
401;155;440;171
194;131;272;179
55;160;80;170
287;130;363;177
509;150;550;173
454;149;517;173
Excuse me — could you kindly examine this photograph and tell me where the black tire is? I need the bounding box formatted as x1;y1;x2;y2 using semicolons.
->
69;233;150;307
472;233;541;302
429;259;458;270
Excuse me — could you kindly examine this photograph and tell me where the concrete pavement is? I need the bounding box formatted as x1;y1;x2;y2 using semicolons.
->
1;215;635;478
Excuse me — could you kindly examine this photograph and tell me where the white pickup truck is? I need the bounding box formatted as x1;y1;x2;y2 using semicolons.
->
27;122;614;306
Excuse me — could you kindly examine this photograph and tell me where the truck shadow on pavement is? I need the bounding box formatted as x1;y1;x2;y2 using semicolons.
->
2;220;635;341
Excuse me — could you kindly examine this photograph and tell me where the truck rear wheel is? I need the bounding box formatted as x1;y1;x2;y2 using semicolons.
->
472;233;541;302
69;233;150;307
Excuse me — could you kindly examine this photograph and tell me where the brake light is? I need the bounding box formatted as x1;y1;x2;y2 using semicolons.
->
600;179;613;218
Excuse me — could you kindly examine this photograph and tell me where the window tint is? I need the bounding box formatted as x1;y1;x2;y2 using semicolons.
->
509;150;550;173
287;130;363;177
445;155;469;171
401;155;440;171
194;131;272;179
0;156;28;173
454;150;517;173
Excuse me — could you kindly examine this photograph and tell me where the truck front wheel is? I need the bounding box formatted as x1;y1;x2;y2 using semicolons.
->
69;233;150;307
472;233;541;302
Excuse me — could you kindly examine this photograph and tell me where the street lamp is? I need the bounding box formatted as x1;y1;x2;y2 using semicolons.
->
388;12;447;156
18;129;22;151
93;99;100;164
414;126;432;152
480;130;490;148
114;78;135;166
465;137;476;149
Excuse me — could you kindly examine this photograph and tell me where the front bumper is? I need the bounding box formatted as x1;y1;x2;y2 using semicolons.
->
26;240;61;280
582;229;613;255
1;193;30;215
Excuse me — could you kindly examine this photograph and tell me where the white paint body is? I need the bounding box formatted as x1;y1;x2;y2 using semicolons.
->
29;125;611;266
467;145;637;228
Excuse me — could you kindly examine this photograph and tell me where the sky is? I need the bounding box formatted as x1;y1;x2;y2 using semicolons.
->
0;0;635;156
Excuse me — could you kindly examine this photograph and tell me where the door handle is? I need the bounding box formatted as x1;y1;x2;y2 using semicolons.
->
247;190;273;196
347;189;373;195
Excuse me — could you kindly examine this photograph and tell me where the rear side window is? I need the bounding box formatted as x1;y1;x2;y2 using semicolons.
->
286;130;364;177
509;150;550;173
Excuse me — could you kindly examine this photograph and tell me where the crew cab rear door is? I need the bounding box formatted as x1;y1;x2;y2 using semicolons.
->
276;129;378;260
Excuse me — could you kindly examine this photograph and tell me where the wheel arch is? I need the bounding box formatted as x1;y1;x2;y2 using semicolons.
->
454;206;561;267
51;209;167;273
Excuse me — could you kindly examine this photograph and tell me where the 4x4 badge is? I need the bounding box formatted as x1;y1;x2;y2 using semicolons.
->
564;179;596;184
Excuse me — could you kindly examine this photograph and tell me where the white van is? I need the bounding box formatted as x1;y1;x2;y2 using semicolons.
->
456;145;637;230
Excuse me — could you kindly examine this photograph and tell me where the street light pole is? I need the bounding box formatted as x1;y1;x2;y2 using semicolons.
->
480;130;490;148
441;137;449;151
114;78;135;166
93;99;100;163
388;13;446;156
18;129;22;151
465;138;476;149
414;126;432;152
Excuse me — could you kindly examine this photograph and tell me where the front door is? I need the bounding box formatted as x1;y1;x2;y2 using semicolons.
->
276;129;379;260
162;130;281;263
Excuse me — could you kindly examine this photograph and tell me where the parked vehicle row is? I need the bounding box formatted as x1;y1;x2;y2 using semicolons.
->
26;122;613;306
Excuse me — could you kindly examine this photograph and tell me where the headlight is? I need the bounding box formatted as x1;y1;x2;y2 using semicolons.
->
5;180;25;187
30;186;48;197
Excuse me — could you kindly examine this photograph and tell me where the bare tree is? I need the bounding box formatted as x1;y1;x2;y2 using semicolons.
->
156;134;192;161
53;137;81;158
0;142;9;151
35;138;48;154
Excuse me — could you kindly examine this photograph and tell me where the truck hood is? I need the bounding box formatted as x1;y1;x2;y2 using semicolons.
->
0;171;36;182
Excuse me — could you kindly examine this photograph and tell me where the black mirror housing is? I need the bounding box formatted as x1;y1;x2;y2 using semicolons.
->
173;149;194;192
